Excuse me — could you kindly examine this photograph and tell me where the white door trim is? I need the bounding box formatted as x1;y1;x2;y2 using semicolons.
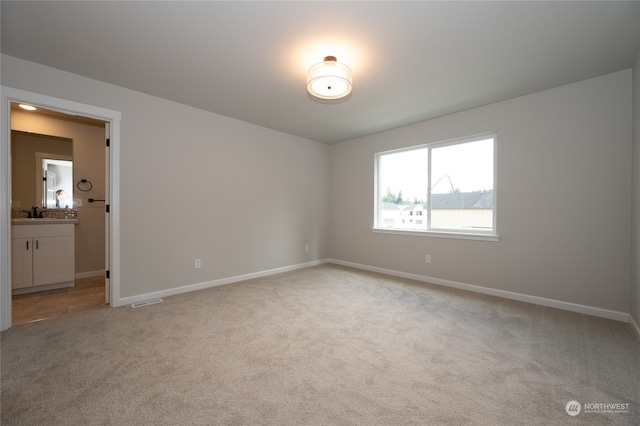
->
0;86;121;331
104;123;111;305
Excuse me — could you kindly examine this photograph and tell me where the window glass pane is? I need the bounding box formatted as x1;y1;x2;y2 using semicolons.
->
430;138;493;231
374;135;495;236
377;147;428;229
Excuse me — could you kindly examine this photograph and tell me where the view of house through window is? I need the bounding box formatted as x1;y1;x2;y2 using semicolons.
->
375;134;495;235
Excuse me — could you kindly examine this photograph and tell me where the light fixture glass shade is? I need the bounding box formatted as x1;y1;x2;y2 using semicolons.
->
307;56;352;101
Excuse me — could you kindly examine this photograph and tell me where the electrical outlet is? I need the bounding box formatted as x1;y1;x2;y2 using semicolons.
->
194;259;201;269
425;255;431;264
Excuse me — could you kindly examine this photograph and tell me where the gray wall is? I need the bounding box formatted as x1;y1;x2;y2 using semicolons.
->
632;49;640;325
2;54;635;315
2;54;330;299
330;70;632;313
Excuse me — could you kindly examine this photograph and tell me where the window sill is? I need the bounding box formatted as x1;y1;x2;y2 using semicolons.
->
372;228;500;242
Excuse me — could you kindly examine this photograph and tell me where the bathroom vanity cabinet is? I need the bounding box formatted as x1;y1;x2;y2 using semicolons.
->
11;220;77;294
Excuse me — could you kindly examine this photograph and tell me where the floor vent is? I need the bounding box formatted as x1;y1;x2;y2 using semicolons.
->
131;298;163;308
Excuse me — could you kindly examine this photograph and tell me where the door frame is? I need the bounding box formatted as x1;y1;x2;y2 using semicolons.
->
1;86;121;331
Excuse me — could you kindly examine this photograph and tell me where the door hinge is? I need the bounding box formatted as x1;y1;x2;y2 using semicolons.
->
106;138;110;147
106;270;110;279
106;204;110;213
42;177;47;181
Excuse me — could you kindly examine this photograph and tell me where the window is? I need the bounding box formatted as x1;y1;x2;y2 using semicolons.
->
374;134;496;238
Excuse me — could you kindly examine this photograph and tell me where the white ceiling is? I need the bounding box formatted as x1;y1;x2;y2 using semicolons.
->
2;1;640;144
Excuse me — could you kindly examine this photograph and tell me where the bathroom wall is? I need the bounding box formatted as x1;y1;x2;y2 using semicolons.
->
11;131;72;208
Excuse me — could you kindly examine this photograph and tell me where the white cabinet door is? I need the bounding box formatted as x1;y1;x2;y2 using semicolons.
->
11;238;33;289
33;236;75;286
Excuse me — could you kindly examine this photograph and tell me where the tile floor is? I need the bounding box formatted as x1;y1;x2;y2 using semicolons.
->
12;276;108;325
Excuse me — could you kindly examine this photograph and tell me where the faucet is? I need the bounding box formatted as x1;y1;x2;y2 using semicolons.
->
32;205;39;218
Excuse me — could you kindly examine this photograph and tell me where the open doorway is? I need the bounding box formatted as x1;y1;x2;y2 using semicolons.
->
10;109;107;325
1;86;121;331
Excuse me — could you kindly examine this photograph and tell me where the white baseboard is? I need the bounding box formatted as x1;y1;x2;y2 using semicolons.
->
116;259;328;307
327;258;630;323
114;257;633;327
75;270;105;279
630;315;640;341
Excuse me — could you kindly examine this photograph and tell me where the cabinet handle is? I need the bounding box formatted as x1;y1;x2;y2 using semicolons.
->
36;240;39;250
26;240;29;250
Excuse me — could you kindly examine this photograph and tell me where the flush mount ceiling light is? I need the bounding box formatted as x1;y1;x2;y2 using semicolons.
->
307;56;352;102
18;104;37;111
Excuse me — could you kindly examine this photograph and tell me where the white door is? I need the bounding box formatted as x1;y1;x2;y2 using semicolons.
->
105;123;111;304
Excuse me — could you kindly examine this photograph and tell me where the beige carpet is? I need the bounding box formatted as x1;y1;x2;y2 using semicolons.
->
2;264;639;425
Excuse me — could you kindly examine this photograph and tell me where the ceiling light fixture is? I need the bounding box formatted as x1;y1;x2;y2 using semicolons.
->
307;56;352;102
18;104;37;111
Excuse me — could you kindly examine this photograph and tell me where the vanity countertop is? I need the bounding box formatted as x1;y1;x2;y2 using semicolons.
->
12;218;78;225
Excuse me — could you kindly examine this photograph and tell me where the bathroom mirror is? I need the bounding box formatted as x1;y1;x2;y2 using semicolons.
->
39;156;73;208
11;130;73;210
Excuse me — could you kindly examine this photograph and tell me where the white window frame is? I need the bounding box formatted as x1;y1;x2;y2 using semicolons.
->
373;133;499;241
